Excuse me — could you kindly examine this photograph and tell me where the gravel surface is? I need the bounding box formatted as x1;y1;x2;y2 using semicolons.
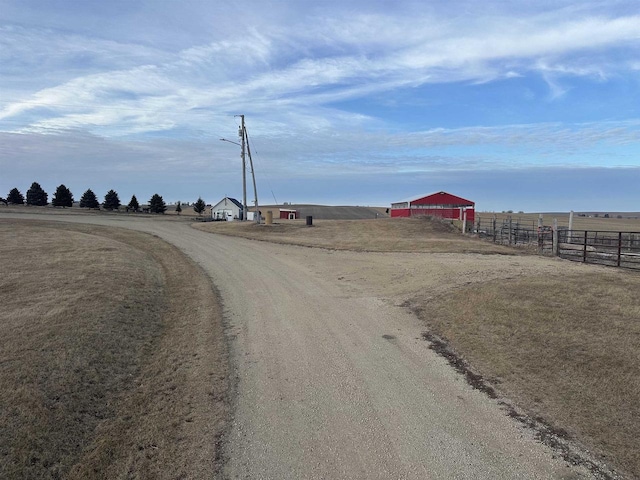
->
1;212;597;479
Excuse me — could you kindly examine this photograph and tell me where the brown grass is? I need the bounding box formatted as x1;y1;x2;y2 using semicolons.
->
410;269;640;478
193;217;517;254
0;220;228;479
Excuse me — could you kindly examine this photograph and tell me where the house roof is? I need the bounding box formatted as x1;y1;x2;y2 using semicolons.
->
227;197;243;209
392;191;474;206
214;197;243;210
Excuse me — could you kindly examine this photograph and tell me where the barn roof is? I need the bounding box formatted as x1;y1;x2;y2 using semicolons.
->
393;191;474;206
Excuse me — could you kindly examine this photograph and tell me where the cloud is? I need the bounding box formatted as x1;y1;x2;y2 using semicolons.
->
2;5;640;138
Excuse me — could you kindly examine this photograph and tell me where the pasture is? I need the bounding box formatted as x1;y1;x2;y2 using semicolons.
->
0;220;228;479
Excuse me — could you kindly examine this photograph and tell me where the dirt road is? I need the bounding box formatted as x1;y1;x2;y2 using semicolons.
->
1;213;596;479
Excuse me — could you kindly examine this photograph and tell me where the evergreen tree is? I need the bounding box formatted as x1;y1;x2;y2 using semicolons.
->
26;182;48;206
79;189;99;208
52;184;74;207
128;195;139;212
193;197;206;216
148;194;166;214
175;201;182;215
7;188;24;205
103;189;121;211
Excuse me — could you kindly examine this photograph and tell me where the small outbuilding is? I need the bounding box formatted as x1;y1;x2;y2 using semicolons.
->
390;191;475;223
279;208;298;220
211;197;243;221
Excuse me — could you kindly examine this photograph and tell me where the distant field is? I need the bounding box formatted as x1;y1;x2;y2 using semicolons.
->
477;211;640;232
0;220;228;479
254;204;388;220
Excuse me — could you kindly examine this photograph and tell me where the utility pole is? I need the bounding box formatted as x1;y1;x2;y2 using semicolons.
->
244;129;260;224
221;115;258;223
238;115;247;221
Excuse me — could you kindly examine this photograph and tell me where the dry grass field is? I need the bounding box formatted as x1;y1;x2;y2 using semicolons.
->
194;216;517;254
196;215;640;478
407;270;640;478
0;220;228;479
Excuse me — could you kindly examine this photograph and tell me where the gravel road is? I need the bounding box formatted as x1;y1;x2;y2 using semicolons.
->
1;213;595;479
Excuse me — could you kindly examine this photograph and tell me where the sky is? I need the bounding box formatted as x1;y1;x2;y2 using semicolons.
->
1;0;640;212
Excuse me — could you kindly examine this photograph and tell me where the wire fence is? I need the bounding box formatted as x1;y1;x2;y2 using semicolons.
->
475;216;640;270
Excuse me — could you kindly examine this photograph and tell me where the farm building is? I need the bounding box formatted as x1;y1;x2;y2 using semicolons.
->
211;197;243;221
390;191;475;223
279;208;298;220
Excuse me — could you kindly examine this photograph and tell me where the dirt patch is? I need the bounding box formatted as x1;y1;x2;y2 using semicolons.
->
0;220;228;479
420;331;498;399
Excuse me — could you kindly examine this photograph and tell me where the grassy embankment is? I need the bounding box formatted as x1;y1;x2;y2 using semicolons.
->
197;215;640;478
0;220;228;479
194;216;516;254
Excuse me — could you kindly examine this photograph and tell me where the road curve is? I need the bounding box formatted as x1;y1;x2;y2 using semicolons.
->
1;213;594;479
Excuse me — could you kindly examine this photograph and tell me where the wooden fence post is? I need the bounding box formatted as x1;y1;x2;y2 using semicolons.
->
568;210;574;243
537;214;544;254
492;216;497;243
508;216;513;246
553;218;558;256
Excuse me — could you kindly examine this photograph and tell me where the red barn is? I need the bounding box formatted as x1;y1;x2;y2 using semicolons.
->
390;191;475;223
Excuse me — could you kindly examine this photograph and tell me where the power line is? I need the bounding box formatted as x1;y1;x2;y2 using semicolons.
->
243;126;279;206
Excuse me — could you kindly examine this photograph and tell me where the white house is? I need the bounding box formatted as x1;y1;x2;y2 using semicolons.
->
211;197;243;221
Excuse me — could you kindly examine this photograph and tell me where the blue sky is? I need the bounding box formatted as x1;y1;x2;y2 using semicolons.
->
1;0;640;211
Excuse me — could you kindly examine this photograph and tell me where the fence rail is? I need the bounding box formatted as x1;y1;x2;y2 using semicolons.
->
558;230;640;269
475;216;640;270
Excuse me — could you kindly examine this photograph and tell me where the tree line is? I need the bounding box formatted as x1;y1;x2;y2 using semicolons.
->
4;182;208;215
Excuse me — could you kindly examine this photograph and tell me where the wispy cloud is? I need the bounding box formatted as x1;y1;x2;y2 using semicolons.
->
2;6;640;136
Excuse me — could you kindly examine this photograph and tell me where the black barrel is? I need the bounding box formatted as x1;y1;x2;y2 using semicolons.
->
306;215;313;226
